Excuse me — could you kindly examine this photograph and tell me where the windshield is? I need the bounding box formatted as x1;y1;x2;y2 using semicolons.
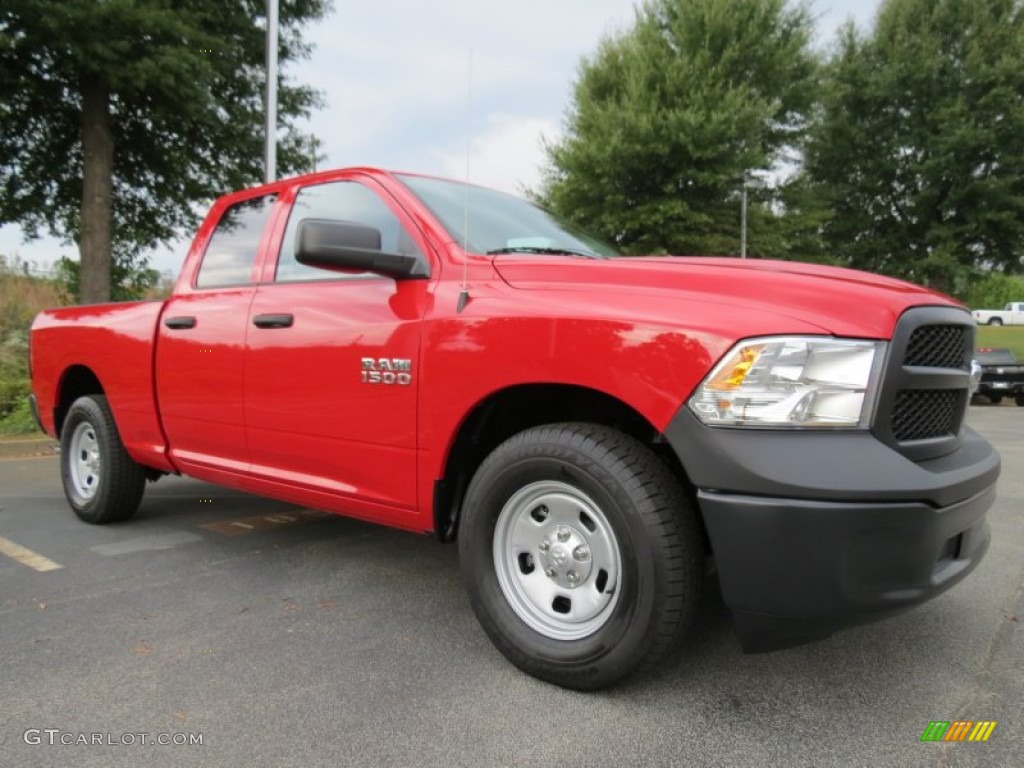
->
396;174;619;258
975;348;1018;363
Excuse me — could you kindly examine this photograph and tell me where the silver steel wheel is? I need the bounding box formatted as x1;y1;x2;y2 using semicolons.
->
69;421;101;500
493;480;622;640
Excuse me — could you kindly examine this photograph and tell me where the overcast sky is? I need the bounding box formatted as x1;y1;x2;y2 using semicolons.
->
0;0;881;275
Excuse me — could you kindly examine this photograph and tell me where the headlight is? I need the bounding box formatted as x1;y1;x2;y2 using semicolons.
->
969;360;982;395
688;337;886;428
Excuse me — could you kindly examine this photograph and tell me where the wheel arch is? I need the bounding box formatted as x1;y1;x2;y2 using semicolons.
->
433;383;699;543
54;365;105;437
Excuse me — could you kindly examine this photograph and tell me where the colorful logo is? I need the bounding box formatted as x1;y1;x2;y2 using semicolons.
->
921;721;997;742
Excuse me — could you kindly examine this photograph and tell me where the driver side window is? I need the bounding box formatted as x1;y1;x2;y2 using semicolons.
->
276;181;423;282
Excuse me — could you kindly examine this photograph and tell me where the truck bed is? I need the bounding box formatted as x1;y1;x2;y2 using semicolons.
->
31;300;174;472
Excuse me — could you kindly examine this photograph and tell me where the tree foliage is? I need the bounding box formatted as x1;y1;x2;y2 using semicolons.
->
54;254;161;303
804;0;1024;292
539;0;1024;293
0;0;329;302
965;272;1024;310
0;258;64;433
538;0;820;258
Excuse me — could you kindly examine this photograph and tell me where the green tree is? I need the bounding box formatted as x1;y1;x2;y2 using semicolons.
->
54;254;161;303
0;0;329;303
966;272;1024;309
804;0;1024;293
538;0;819;258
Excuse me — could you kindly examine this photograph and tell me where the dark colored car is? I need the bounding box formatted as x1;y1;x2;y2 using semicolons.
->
973;347;1024;405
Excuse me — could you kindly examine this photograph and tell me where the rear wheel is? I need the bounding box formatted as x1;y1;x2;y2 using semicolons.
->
60;395;146;524
988;317;1003;326
989;394;1003;405
458;423;702;690
1016;394;1024;407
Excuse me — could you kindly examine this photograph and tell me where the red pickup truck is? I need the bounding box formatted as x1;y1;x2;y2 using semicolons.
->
29;167;1000;689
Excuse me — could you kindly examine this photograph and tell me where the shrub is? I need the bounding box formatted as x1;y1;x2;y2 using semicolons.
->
966;273;1024;310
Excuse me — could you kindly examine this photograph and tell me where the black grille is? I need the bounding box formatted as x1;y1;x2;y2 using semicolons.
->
874;308;974;460
904;325;968;370
891;389;959;441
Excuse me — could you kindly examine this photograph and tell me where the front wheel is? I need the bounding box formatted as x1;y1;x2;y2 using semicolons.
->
988;394;1003;405
1016;394;1024;407
458;423;702;690
60;395;146;524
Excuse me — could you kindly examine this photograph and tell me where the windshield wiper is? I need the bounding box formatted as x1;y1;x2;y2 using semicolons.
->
486;246;600;259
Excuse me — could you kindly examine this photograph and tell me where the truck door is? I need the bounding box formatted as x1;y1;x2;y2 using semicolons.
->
155;193;277;476
243;179;432;521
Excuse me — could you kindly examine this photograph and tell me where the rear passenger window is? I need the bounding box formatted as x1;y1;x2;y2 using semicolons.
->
275;181;422;282
195;195;276;288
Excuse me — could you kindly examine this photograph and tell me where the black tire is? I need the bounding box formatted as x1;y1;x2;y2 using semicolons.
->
1016;394;1024;407
60;395;146;524
458;423;702;690
988;394;1003;405
988;317;1003;326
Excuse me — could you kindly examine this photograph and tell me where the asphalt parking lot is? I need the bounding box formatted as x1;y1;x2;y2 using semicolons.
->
0;407;1020;768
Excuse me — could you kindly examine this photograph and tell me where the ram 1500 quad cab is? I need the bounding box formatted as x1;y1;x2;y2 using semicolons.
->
29;168;1000;689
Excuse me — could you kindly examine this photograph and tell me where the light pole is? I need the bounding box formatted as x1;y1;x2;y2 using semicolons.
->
265;0;279;183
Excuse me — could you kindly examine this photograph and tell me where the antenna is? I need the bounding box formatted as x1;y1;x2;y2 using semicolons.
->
457;49;472;314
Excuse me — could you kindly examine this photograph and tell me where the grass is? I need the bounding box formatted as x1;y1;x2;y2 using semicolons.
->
0;398;41;436
976;325;1024;359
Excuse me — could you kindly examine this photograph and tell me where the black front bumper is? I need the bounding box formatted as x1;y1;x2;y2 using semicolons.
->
665;409;1000;652
977;380;1024;397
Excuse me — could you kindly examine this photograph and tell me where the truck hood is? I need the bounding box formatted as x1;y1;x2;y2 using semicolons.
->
492;255;960;338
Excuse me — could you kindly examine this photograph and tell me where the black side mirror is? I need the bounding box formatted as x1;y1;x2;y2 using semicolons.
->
295;219;427;279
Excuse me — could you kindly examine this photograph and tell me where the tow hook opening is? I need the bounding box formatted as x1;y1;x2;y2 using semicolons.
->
937;533;963;565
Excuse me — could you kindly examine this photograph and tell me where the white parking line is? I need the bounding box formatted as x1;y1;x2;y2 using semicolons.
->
0;536;64;572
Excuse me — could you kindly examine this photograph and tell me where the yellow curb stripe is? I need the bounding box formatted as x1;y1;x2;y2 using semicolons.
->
0;536;64;572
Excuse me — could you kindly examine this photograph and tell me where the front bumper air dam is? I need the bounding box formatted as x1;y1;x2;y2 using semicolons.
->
664;408;1000;652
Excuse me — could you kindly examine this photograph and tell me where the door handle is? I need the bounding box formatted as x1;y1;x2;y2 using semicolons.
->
164;315;196;329
252;313;294;329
